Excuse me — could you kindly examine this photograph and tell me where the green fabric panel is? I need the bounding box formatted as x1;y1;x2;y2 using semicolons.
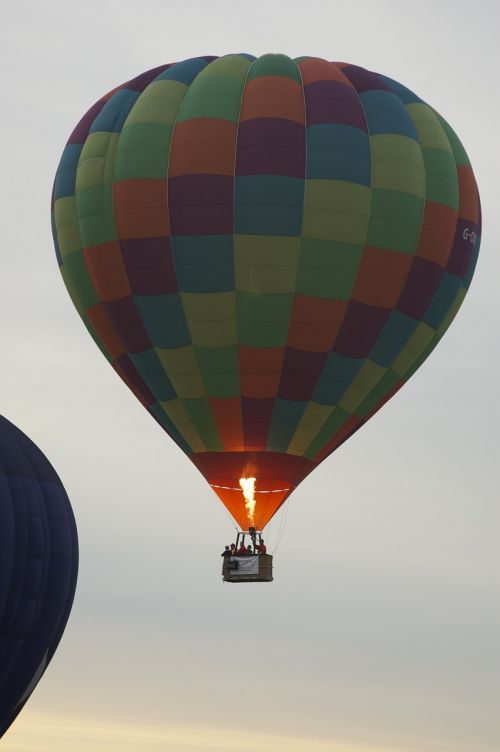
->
402;334;439;381
149;402;192;455
435;114;471;166
405;103;452;151
202;370;240;398
301;183;370;243
60;265;85;317
114;79;188;184
175;55;251;124
296;238;363;298
370;134;425;197
436;286;466;338
62;251;99;309
304;407;351;460
391;322;435;376
195;345;239;373
181;292;235;320
113;123;173;180
181;292;237;347
181;398;223;450
234;236;300;293
76;122;119;248
237;292;293;347
76;193;117;247
421;148;459;209
160;398;206;452
202;54;254;80
365;189;424;254
54;197;82;257
246;53;301;82
195;345;240;398
122;80;188;126
337;360;387;414
176;75;248;122
236;292;293;322
76;133;119;190
355;369;401;417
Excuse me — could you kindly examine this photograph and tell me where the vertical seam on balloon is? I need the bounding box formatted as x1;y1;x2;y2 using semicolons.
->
357;78;429;407
0;426;77;729
390;106;460;380
165;57;223;454
397;111;464;363
220;54;253;452
2;431;48;682
300;61;374;462
271;56;308;456
232;56;256;453
72;88;158;412
110;60;208;454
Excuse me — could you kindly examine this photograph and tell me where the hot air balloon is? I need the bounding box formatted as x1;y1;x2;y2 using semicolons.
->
0;415;78;736
51;54;480;556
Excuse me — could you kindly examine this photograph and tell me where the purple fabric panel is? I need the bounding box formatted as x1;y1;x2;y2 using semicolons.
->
67;100;106;144
121;237;178;295
114;353;155;404
235;119;306;177
241;398;275;447
334;302;390;358
278;349;328;400
103;297;151;352
168;174;234;235
340;65;392;94
304;81;367;130
446;218;477;278
396;257;444;319
168;174;233;205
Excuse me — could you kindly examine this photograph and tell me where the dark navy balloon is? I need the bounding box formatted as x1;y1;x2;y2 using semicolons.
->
0;415;78;738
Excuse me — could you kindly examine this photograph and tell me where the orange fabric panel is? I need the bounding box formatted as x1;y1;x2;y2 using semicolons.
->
84;242;131;301
239;371;282;398
212;485;290;531
288;295;347;351
113;179;169;238
86;303;125;359
298;58;353;86
239;76;305;124
352;247;413;307
238;346;284;398
169;118;237;176
209;397;244;451
457;166;480;222
192;450;315;529
415;202;458;267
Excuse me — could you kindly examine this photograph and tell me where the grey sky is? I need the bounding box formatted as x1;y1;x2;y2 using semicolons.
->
1;1;499;750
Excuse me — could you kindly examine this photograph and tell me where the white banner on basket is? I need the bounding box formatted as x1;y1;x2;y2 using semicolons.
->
231;556;259;575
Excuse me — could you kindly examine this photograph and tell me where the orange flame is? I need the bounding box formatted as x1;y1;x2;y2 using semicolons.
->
239;476;256;527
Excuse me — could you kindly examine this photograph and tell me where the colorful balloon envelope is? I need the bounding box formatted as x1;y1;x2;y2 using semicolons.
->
0;416;78;737
51;54;480;530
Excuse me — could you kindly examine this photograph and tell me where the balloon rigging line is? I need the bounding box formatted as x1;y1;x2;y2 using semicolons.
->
211;484;290;494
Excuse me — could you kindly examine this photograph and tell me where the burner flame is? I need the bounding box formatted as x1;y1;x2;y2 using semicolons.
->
239;476;256;527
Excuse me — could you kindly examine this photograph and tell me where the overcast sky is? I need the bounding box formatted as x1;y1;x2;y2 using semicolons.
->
1;1;499;750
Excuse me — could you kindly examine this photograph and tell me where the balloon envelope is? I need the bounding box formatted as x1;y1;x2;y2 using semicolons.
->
0;416;78;737
52;54;480;530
